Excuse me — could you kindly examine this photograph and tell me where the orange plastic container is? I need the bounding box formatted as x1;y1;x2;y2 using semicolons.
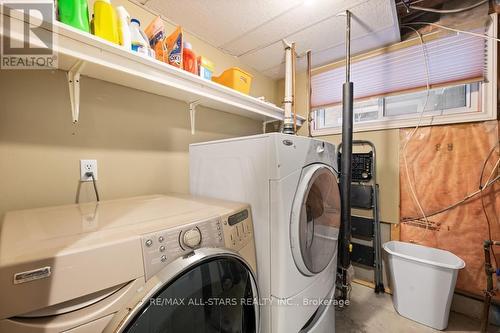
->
183;42;197;74
212;67;253;94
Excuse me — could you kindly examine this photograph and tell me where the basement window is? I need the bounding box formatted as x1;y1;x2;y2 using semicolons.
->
383;84;471;117
310;14;497;135
314;83;481;132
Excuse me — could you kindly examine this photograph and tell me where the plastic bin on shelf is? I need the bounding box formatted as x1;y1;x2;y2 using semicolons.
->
212;67;253;94
383;241;465;330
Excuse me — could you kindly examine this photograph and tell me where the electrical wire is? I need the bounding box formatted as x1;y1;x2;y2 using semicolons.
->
479;141;500;269
402;13;500;251
399;16;500;231
402;174;500;222
404;155;500;267
396;0;425;7
85;172;100;202
90;173;100;202
480;142;500;189
486;158;500;185
400;25;431;229
405;22;500;43
409;0;488;14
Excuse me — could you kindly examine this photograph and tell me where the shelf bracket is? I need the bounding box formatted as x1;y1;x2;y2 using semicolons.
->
67;60;86;123
262;120;273;134
188;100;201;135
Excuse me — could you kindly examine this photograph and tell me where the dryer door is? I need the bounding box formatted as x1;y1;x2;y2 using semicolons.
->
290;164;341;276
110;249;259;333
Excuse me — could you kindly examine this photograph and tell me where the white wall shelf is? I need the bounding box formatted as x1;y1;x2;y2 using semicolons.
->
2;9;304;130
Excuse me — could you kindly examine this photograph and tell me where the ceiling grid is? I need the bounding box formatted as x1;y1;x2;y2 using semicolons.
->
140;0;401;78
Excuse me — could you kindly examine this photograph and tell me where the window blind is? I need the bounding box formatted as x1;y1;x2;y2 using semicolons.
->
311;29;487;108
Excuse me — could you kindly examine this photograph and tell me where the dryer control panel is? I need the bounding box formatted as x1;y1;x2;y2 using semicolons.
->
141;207;253;281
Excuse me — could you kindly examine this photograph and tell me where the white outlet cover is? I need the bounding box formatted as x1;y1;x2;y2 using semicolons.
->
80;159;98;181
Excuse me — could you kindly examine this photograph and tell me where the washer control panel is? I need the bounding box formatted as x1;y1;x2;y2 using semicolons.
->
140;208;253;281
141;217;223;281
222;208;253;252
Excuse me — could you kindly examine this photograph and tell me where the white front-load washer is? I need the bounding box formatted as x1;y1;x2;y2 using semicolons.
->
190;133;341;333
0;194;259;333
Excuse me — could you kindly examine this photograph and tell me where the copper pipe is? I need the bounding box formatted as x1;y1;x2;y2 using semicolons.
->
292;42;297;134
306;50;312;137
481;240;500;332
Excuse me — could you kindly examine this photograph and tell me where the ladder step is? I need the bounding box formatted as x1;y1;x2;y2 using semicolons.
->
351;242;375;267
352;216;374;239
351;184;374;209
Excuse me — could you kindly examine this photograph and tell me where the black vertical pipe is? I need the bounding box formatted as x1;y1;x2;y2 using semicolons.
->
340;82;353;270
339;11;353;300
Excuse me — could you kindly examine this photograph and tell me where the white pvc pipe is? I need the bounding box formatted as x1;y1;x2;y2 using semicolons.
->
283;40;294;134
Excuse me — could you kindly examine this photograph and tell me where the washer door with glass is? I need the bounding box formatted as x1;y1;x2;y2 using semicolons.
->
118;254;258;333
290;164;341;276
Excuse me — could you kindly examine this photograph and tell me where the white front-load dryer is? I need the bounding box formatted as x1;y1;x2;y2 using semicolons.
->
190;133;341;333
270;162;340;333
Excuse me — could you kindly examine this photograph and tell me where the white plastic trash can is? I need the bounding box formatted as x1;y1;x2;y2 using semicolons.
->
383;241;465;330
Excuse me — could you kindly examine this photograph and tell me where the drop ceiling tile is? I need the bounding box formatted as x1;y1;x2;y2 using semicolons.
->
241;0;400;78
140;0;400;79
237;15;345;74
263;66;284;79
221;0;366;56
238;42;285;72
259;23;400;79
143;0;303;48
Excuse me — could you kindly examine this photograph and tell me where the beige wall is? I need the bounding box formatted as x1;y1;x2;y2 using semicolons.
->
0;0;283;219
277;72;400;223
0;70;263;219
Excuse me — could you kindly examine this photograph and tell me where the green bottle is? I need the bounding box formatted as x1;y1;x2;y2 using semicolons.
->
58;0;91;33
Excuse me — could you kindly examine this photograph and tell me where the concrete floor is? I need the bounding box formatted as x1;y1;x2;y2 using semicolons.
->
336;283;498;333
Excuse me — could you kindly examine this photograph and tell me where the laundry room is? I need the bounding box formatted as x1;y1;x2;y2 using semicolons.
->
0;0;499;332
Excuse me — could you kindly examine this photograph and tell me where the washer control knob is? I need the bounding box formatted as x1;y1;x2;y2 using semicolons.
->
182;228;202;249
161;255;167;262
159;245;166;252
158;236;164;243
145;239;153;247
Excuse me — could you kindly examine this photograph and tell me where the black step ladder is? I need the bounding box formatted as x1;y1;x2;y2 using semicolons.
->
338;140;384;293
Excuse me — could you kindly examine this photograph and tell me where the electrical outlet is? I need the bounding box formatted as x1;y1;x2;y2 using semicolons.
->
80;159;98;181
